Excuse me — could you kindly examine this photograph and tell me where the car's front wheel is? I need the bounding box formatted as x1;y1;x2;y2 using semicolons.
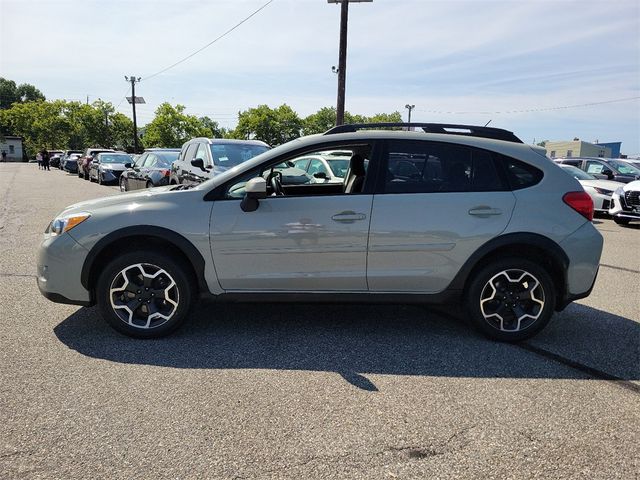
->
466;257;555;342
120;177;128;192
96;250;196;338
613;217;630;226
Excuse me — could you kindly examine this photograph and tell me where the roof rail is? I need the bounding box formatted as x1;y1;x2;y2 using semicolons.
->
323;123;523;143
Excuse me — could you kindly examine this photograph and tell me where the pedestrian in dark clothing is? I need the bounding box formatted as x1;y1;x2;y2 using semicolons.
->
1;151;6;162
42;149;51;171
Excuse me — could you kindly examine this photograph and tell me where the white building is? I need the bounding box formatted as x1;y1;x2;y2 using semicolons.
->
0;136;24;161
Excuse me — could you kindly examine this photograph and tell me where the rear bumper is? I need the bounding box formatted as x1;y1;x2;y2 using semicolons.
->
558;221;603;305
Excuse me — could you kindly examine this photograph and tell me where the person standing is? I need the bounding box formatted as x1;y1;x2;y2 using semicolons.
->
42;149;51;171
1;150;6;162
36;151;42;169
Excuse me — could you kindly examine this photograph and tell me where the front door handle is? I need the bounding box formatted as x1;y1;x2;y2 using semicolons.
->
331;211;367;223
468;206;502;216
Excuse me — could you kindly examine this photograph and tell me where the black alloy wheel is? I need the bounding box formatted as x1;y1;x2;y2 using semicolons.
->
96;250;196;338
466;257;555;342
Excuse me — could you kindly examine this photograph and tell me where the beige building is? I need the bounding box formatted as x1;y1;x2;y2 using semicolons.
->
0;136;24;161
545;140;611;159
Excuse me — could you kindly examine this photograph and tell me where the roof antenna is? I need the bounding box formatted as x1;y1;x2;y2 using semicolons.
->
484;119;492;127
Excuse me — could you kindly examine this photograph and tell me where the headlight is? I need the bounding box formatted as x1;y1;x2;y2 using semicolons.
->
613;186;625;196
593;187;613;195
50;212;91;236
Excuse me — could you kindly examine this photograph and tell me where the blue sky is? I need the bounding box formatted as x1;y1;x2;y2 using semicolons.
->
2;0;639;153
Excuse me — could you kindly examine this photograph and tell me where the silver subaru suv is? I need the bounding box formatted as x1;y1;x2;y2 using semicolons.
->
38;123;603;341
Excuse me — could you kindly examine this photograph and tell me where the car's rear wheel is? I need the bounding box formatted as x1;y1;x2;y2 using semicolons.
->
96;250;196;338
466;257;555;342
97;172;103;185
146;180;153;189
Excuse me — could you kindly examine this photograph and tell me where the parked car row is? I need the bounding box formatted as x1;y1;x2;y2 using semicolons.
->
553;157;640;225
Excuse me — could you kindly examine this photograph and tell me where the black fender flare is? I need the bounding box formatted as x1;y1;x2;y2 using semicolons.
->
80;225;208;293
447;232;569;293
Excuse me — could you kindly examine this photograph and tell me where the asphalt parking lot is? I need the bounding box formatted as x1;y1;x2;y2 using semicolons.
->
1;163;638;479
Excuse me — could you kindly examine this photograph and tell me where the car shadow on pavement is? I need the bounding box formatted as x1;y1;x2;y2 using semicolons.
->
54;301;639;391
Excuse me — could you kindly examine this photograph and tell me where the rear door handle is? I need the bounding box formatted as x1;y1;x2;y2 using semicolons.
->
468;206;502;216
331;211;367;223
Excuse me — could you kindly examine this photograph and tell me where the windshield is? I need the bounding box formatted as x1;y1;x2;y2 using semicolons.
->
210;144;270;168
101;154;132;164
609;160;640;175
561;165;595;180
327;158;350;178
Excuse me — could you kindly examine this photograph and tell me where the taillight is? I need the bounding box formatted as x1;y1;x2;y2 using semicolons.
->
161;169;170;177
563;191;594;221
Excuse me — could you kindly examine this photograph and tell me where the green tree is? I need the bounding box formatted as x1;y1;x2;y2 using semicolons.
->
142;103;209;148
302;107;404;135
109;113;136;151
233;104;302;146
0;77;45;109
302;107;337;135
0;100;70;156
198;116;227;138
366;111;403;124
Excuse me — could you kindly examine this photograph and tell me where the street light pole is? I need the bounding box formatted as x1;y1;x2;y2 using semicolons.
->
125;75;141;153
405;104;415;125
329;0;372;126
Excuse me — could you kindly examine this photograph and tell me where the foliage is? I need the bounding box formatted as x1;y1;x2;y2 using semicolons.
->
0;98;136;156
142;103;210;148
198;116;228;138
302;107;404;135
302;107;338;135
0;77;45;109
232;104;303;146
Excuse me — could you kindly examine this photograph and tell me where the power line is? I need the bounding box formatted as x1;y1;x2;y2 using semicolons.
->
416;96;640;115
142;0;275;81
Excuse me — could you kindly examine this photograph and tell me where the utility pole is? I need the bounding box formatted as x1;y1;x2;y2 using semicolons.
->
125;76;142;153
329;0;372;126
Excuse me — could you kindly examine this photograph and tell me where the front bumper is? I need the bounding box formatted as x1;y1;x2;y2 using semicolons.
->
609;191;640;221
100;169;124;183
37;232;92;306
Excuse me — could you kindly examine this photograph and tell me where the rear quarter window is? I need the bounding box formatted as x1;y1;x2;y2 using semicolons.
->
496;153;543;190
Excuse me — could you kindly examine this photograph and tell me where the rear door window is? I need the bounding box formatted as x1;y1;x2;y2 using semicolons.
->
381;140;506;193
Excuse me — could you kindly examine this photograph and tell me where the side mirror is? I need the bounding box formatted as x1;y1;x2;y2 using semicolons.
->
191;158;207;171
124;163;132;169
313;171;328;179
602;168;614;179
240;177;267;212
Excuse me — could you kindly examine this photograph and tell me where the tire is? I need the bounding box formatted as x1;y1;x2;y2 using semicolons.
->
97;172;103;185
120;178;128;192
96;250;196;338
614;217;630;226
465;257;556;342
146;181;153;189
